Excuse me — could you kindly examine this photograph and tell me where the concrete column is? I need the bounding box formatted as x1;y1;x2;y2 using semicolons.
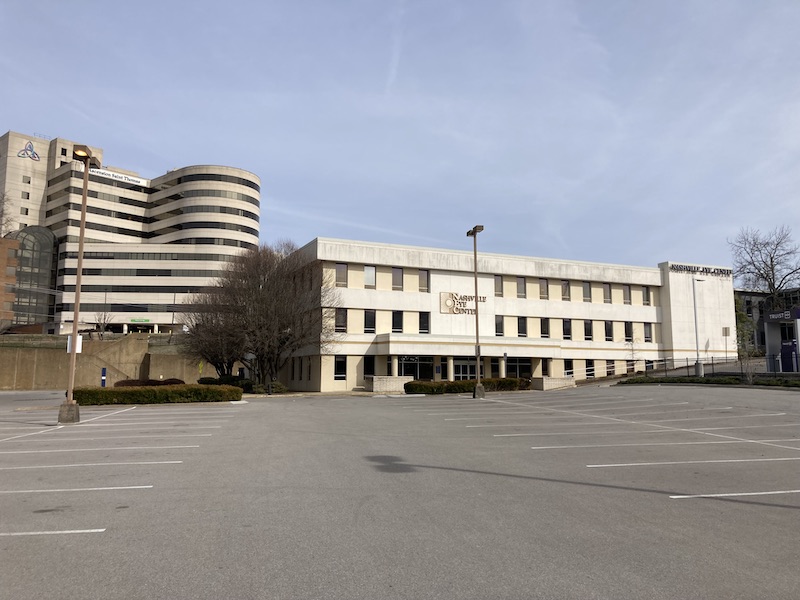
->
499;356;507;379
122;324;128;334
153;324;159;334
391;356;399;377
447;356;454;382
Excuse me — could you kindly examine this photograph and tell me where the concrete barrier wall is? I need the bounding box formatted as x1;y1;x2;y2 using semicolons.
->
531;376;576;391
0;335;212;390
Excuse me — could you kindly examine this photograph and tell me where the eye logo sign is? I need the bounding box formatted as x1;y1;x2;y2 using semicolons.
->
17;141;40;161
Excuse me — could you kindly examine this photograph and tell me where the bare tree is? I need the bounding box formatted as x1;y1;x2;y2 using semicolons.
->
0;191;15;236
184;241;340;385
735;297;758;384
94;311;114;340
182;289;246;378
729;226;800;309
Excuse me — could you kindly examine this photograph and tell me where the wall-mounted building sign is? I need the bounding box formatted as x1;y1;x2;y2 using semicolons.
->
89;167;150;187
767;308;800;322
17;141;40;161
669;264;732;277
440;292;486;315
130;318;151;323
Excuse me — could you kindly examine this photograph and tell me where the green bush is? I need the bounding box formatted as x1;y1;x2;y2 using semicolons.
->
74;384;242;405
114;378;185;387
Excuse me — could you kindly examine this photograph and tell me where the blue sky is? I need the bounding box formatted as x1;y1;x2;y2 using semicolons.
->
3;0;799;268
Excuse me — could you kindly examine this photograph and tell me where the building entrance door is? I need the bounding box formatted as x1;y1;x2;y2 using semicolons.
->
453;358;481;380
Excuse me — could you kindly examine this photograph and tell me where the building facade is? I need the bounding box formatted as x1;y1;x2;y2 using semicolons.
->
287;238;737;392
1;131;260;333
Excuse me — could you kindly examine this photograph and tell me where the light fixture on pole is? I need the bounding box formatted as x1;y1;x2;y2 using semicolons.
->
59;145;100;424
692;277;705;378
466;225;485;398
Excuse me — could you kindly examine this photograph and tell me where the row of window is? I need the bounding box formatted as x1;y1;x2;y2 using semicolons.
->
335;308;431;334
496;276;652;305
497;316;653;343
59;251;237;262
47;197;259;223
335;264;430;292
55;218;257;240
333;308;654;343
333;263;653;306
326;355;654;382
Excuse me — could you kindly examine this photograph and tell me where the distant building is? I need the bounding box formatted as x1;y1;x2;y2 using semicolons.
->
0;131;260;334
285;238;738;392
0;237;19;327
734;288;799;372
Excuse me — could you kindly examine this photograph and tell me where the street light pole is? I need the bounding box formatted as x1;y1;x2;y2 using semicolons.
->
59;145;100;424
466;225;485;398
692;277;705;377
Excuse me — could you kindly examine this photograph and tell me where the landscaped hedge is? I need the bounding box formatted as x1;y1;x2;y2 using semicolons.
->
619;375;800;388
404;378;530;395
197;377;288;394
114;378;185;387
73;384;242;405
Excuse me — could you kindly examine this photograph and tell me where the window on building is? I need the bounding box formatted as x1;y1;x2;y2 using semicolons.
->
22;175;31;184
626;360;635;374
624;321;633;342
561;280;571;301
334;356;347;380
586;359;595;378
419;270;429;293
21;191;29;200
564;359;574;377
517;277;526;298
643;286;651;306
603;283;612;304
419;312;430;334
518;316;527;337
644;322;653;343
583;281;591;302
20;207;29;216
542;358;550;377
584;320;593;341
364;309;376;334
495;275;503;297
364;355;375;377
563;319;572;340
364;265;376;289
541;317;550;338
495;315;504;336
335;308;347;333
392;310;403;333
539;278;549;300
645;360;654;371
606;360;615;376
623;284;631;305
335;263;348;287
392;267;403;290
605;321;613;342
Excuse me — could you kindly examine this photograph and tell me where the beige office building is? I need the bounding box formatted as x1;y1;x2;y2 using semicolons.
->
1;130;260;333
288;238;737;392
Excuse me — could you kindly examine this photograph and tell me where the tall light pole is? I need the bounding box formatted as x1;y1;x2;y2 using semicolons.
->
59;145;100;424
692;277;705;377
466;225;485;398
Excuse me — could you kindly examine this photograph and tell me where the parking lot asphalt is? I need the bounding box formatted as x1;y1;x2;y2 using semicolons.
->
1;385;799;600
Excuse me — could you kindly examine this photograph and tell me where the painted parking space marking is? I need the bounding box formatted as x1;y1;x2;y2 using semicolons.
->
11;434;213;443
531;439;800;450
0;427;62;443
496;429;674;437
670;489;800;500
587;457;800;468
0;485;153;494
0;445;201;455
0;529;106;537
78;406;137;423
0;460;183;471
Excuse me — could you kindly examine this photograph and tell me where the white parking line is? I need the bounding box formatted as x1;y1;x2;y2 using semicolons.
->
671;489;800;499
12;434;212;443
0;529;106;537
55;426;222;432
532;439;800;450
587;457;800;468
0;426;62;443
0;461;183;471
0;485;153;494
75;421;228;427
79;406;137;423
496;429;672;437
0;445;201;455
